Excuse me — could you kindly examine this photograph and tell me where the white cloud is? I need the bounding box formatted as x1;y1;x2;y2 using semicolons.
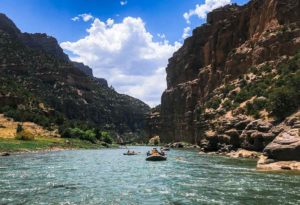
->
71;16;80;22
106;18;114;27
157;33;166;39
79;13;94;22
71;13;94;22
183;0;231;24
182;27;191;39
61;17;181;107
120;1;128;6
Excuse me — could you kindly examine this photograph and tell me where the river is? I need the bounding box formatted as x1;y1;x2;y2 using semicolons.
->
0;146;299;205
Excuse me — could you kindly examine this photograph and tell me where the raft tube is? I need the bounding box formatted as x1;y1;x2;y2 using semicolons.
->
146;155;167;161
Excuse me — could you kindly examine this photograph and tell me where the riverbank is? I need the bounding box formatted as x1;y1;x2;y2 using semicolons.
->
0;137;118;155
201;148;300;172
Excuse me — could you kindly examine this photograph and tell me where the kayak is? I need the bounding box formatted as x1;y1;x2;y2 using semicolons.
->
146;155;167;161
161;148;170;151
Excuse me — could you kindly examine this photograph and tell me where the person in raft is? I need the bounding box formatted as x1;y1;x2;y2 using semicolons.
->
127;150;135;154
152;148;159;154
148;148;165;156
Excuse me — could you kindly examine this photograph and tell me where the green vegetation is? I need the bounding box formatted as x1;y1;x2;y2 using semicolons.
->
16;124;23;133
14;124;36;141
222;99;238;111
0;137;109;153
233;52;299;119
206;97;221;109
15;130;35;141
245;98;268;118
203;51;299;120
222;84;235;97
0;105;65;129
0;28;150;145
268;85;299;120
101;131;113;144
60;127;114;145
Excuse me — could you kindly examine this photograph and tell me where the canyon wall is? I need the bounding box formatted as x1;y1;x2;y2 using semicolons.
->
160;0;300;143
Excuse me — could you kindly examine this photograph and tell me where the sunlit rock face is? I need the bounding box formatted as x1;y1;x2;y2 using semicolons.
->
160;0;300;143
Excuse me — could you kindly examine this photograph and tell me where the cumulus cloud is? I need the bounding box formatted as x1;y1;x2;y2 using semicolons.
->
120;1;128;6
182;27;191;39
157;33;166;39
71;13;94;22
183;0;231;24
106;18;114;27
61;17;181;107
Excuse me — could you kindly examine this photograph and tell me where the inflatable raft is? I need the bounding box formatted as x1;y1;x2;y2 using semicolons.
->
146;154;167;161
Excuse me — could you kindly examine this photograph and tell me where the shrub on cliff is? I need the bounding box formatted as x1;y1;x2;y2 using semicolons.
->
268;86;298;120
222;99;238;111
234;90;251;103
245;103;261;119
278;52;300;74
222;84;235;97
206;97;221;109
268;56;300;119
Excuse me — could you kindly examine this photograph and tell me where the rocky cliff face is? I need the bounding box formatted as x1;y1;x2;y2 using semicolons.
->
0;13;150;138
0;13;99;77
72;62;93;77
160;0;300;143
20;33;69;61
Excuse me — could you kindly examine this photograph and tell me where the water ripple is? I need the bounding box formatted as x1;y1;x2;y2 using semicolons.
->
0;147;300;204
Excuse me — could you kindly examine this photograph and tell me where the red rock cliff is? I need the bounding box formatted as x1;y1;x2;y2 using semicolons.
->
160;0;300;143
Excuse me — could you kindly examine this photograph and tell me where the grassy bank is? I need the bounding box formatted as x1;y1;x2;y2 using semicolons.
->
0;137;118;153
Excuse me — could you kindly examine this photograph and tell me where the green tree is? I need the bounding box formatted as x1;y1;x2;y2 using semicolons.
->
16;124;23;133
101;131;113;144
268;87;298;120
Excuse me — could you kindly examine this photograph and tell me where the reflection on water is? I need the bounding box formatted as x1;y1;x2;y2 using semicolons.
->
0;147;300;205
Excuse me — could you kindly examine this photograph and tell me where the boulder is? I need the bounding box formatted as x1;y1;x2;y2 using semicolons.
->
245;120;273;132
234;119;251;130
171;142;184;148
257;155;300;171
217;144;234;153
225;129;240;147
263;129;300;161
285;115;299;126
227;149;261;159
270;126;284;136
293;123;300;129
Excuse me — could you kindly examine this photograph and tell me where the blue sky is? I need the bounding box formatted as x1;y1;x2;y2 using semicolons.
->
0;0;248;106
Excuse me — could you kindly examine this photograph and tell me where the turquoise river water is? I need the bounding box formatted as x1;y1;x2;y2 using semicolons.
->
0;146;300;205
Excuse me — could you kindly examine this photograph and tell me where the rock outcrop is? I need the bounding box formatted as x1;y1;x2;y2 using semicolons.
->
257;156;300;171
20;33;69;61
0;13;98;77
257;112;300;171
264;129;300;160
72;62;93;77
160;0;300;143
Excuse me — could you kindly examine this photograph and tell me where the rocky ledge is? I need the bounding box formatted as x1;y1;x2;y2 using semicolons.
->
211;112;300;171
257;113;300;171
257;156;300;171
